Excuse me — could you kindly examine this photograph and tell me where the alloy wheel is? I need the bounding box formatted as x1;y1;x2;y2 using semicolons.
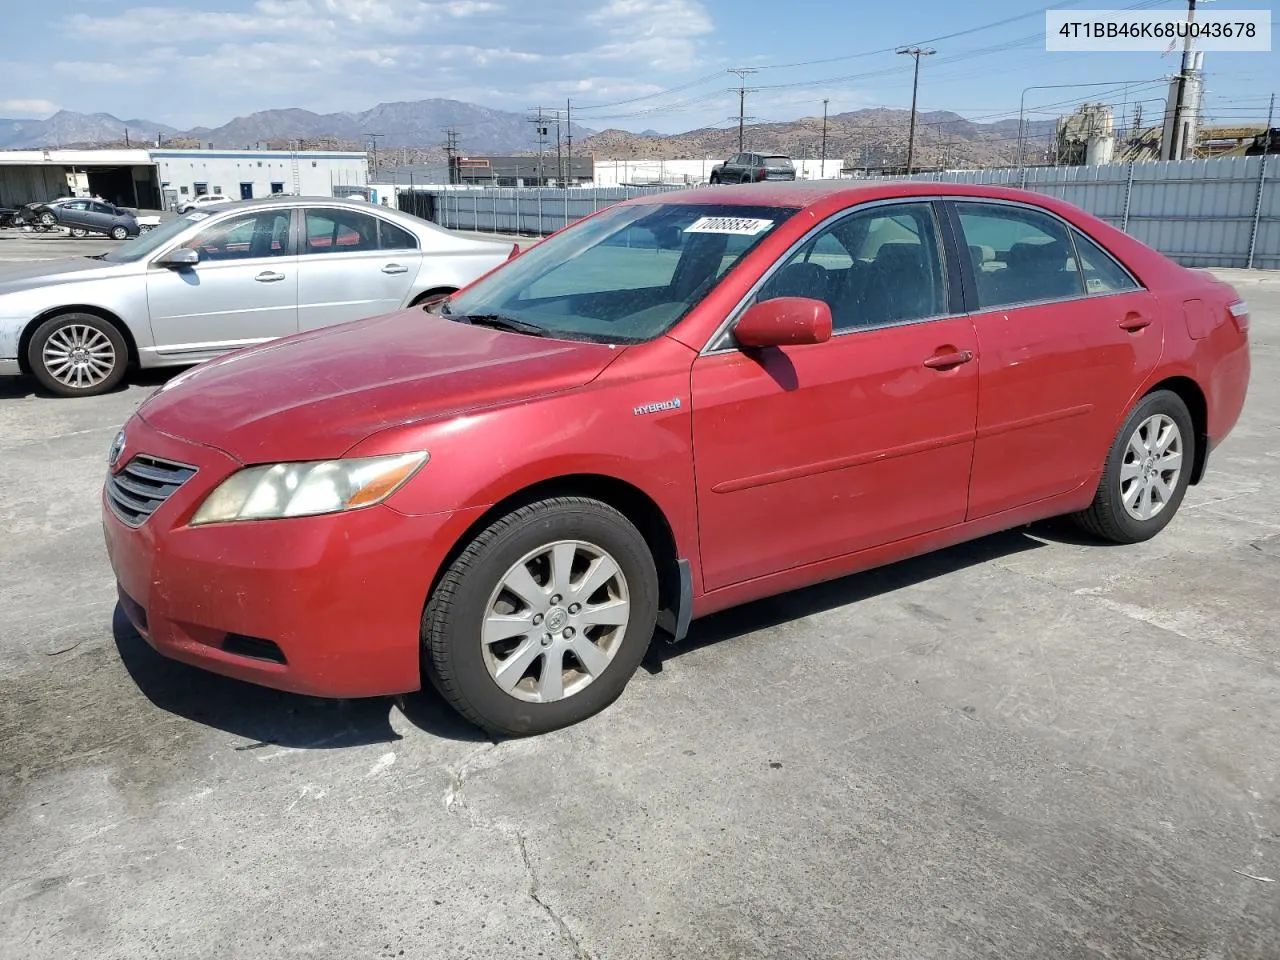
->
41;324;117;390
1120;413;1183;521
481;539;631;703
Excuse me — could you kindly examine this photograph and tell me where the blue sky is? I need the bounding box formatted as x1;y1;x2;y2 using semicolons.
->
0;0;1274;134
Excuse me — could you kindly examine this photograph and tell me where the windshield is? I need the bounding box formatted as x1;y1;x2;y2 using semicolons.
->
444;202;800;344
100;213;207;263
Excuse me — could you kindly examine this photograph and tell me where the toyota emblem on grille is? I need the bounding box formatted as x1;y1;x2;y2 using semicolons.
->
107;430;126;468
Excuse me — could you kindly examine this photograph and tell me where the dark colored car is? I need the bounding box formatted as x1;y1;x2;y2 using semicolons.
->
102;181;1250;737
710;153;797;184
53;199;140;240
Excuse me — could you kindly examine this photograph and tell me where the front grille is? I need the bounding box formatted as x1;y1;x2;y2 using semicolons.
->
106;454;198;527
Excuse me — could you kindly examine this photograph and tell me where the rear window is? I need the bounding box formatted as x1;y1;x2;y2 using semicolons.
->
763;156;794;167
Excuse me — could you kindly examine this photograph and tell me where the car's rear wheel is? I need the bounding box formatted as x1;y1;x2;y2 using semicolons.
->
423;497;659;736
109;225;129;240
27;313;129;397
1072;389;1194;543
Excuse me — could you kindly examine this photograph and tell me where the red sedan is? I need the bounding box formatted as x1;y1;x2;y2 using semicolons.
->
102;182;1251;735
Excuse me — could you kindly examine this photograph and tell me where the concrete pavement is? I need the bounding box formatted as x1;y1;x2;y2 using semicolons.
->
1;273;1277;959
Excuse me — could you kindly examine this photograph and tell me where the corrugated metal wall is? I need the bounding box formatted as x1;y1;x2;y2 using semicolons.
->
895;156;1277;269
414;156;1277;269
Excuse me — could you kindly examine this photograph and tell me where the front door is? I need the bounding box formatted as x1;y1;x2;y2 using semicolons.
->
295;207;419;330
145;208;298;358
949;200;1165;519
691;200;979;591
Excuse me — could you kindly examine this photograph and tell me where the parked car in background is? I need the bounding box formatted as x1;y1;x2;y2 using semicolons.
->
0;196;518;396
177;194;232;214
99;181;1250;736
11;198;79;231
53;199;141;240
710;153;797;184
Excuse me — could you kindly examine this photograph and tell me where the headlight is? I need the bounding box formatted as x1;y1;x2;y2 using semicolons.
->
190;451;428;525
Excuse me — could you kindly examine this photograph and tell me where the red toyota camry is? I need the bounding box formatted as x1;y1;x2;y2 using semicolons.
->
102;181;1251;735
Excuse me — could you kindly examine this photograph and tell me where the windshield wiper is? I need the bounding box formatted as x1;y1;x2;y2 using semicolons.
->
453;313;549;337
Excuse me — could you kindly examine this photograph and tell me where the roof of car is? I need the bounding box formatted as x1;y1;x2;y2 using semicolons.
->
187;195;380;211
628;180;1069;209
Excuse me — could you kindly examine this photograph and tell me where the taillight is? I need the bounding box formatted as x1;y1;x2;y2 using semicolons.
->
756;168;766;181
1229;300;1250;334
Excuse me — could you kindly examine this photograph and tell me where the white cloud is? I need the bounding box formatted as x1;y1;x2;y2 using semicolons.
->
0;99;60;117
50;0;717;129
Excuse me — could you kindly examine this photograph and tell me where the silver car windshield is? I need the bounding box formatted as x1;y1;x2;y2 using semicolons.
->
99;214;211;264
444;203;799;344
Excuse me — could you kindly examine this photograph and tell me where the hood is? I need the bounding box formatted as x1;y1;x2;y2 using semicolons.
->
137;310;625;463
0;257;129;294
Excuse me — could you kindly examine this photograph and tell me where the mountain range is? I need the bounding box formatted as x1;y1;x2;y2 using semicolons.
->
0;99;1055;168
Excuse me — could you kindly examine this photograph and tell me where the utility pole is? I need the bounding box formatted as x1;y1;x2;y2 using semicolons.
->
367;133;384;180
443;128;460;184
896;47;935;175
554;112;563;186
565;99;573;185
820;99;830;176
1164;0;1203;160
728;67;759;153
529;108;549;186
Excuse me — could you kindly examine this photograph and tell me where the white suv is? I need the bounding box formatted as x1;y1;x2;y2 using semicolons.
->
177;194;233;214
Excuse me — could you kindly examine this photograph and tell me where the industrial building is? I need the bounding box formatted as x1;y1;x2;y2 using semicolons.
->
0;147;368;211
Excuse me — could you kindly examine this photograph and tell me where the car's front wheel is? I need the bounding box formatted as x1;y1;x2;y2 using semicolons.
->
423;497;659;736
26;313;129;397
1072;389;1194;543
68;227;88;238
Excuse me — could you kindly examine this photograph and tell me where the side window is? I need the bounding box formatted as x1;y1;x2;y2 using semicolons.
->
757;202;947;331
91;202;111;214
304;209;378;254
954;202;1085;309
378;218;418;250
179;211;292;262
1071;228;1139;294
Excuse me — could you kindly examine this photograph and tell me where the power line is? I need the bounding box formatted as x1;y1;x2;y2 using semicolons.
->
728;67;759;152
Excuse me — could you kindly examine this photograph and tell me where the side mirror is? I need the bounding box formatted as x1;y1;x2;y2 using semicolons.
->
156;248;199;268
734;297;833;348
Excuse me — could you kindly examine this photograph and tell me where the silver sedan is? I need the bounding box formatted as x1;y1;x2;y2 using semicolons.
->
0;196;517;396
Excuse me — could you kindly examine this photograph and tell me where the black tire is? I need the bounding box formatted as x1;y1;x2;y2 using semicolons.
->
1071;389;1195;544
26;313;129;397
39;212;55;226
109;225;128;241
68;227;88;238
709;174;721;185
423;497;659;737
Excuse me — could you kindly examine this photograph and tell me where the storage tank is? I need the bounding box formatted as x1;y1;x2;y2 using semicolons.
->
1086;135;1115;166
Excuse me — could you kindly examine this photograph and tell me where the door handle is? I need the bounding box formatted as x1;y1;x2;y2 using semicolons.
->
255;271;286;282
923;349;974;370
1118;314;1152;332
382;263;409;275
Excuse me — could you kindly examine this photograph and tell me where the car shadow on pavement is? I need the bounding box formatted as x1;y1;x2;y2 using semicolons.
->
644;527;1051;673
112;605;490;748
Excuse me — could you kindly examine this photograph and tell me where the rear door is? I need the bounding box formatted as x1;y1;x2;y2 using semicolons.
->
948;200;1163;519
295;207;420;330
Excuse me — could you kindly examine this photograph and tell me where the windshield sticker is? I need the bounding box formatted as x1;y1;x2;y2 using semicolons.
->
683;216;774;236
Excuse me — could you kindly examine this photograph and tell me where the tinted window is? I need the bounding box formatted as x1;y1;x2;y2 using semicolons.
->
1071;228;1139;294
305;209;378;254
180;211;292;262
763;156;793;167
378;218;418;250
955;202;1085;308
757;202;947;331
445;203;799;343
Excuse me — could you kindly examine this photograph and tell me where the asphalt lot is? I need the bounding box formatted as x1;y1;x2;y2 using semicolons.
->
1;255;1278;958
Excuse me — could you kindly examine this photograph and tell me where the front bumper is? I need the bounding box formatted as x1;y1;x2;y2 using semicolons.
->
102;416;486;698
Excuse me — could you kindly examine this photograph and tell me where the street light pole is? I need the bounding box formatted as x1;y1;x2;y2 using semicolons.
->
897;47;934;174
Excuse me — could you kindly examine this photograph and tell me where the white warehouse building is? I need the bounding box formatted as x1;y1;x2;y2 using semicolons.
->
152;148;368;209
0;147;368;211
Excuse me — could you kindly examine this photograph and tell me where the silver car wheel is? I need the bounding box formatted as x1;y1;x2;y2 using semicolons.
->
481;539;631;703
1120;413;1183;521
42;324;118;389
